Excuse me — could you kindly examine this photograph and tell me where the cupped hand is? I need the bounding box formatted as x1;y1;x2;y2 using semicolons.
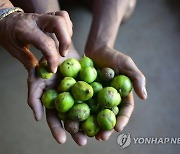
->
0;10;72;73
85;45;147;141
27;48;87;146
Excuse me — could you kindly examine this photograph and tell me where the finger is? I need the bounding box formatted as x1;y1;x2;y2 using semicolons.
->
115;92;134;132
37;14;71;57
95;129;114;141
27;69;45;121
16;26;59;73
118;54;147;100
46;109;66;144
55;11;73;37
71;132;87;146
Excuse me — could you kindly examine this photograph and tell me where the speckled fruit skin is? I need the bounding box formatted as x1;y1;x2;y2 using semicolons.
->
100;67;115;82
37;62;53;79
111;75;132;97
98;87;121;108
58;77;76;92
55;92;74;113
97;109;116;130
90;82;103;95
71;81;93;101
79;56;94;68
64;120;79;134
68;103;90;121
82;115;100;137
41;89;58;109
79;67;97;83
59;58;81;77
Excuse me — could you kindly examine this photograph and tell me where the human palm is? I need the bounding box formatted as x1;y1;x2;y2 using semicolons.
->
27;49;88;146
85;45;147;140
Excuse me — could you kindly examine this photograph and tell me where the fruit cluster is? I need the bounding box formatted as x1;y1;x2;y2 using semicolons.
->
38;56;132;137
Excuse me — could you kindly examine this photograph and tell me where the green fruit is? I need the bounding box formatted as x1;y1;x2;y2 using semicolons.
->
79;67;97;83
41;89;58;109
58;112;67;121
59;58;81;77
79;56;94;68
64;120;79;134
82;115;100;137
58;77;76;92
68;103;90;121
55;92;74;113
97;109;116;130
71;81;93;101
37;62;53;79
90;82;103;95
86;98;99;114
100;67;115;82
111;75;132;97
111;106;119;116
98;87;121;108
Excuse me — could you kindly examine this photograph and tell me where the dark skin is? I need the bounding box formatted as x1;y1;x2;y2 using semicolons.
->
0;0;147;146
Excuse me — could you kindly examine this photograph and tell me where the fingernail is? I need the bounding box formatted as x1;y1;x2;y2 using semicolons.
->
63;50;68;57
33;111;38;121
142;86;147;99
53;66;57;73
119;127;124;132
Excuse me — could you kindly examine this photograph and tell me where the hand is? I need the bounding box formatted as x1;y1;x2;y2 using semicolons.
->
0;11;72;73
85;45;147;140
27;47;88;146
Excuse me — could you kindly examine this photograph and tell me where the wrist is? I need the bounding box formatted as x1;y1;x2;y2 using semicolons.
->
0;7;24;20
85;41;110;58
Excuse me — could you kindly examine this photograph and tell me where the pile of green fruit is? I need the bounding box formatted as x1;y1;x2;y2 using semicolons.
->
38;56;132;137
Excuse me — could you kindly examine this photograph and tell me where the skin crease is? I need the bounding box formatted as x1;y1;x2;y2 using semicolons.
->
0;0;147;146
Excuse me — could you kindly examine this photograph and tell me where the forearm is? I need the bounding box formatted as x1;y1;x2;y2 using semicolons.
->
85;0;130;52
10;0;60;13
0;0;13;9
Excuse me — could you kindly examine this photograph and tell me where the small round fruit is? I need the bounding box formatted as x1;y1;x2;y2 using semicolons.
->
71;81;93;101
98;87;121;108
64;120;79;134
111;75;132;97
58;77;76;92
90;82;103;95
55;92;74;113
97;109;116;130
79;56;94;68
111;106;119;116
58;112;67;121
86;98;99;114
41;89;58;109
79;67;97;83
37;62;53;79
100;67;115;82
68;103;90;121
82;115;100;137
59;58;81;77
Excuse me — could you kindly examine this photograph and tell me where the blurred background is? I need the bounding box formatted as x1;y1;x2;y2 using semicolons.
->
0;0;180;153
